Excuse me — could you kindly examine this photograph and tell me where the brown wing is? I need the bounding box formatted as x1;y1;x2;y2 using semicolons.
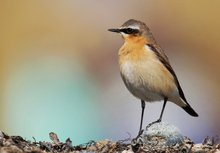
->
146;44;188;103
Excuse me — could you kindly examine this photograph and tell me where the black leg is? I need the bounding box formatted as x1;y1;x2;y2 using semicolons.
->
158;97;168;121
146;97;168;128
138;100;145;135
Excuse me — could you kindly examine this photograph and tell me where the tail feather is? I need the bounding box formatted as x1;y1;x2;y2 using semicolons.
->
169;97;198;117
182;105;198;117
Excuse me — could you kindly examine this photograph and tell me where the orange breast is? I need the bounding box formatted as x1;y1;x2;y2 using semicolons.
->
119;36;148;65
118;41;177;99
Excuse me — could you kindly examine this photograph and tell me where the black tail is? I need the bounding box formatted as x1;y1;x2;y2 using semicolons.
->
182;105;198;117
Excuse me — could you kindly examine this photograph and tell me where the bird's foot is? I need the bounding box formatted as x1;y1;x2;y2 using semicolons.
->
146;119;161;129
131;130;144;152
137;129;144;138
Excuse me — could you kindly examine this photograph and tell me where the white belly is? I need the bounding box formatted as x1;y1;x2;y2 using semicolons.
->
120;59;177;102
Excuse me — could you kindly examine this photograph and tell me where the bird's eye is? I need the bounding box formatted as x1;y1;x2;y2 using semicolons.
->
121;28;139;34
125;28;134;34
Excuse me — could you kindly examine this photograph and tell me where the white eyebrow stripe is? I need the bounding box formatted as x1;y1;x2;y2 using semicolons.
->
127;25;140;30
120;25;140;30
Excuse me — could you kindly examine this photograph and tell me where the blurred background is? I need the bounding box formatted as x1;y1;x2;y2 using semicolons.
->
0;0;220;144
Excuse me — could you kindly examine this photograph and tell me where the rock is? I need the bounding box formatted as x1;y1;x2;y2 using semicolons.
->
131;122;185;152
143;122;184;146
1;146;23;153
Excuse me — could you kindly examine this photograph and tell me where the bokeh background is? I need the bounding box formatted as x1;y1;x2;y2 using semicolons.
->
0;0;220;144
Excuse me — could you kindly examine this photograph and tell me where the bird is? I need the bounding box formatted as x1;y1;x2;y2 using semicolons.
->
108;19;198;135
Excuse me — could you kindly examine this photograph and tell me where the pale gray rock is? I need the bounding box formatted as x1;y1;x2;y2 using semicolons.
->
133;122;184;148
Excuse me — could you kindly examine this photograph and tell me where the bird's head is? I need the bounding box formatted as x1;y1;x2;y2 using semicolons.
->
108;19;155;44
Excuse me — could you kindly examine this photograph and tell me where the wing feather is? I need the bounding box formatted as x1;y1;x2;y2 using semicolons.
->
146;44;188;102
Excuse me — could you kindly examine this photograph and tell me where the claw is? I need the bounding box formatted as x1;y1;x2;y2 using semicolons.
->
146;119;161;129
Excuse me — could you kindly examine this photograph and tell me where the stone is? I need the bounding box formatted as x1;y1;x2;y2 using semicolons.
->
135;122;184;147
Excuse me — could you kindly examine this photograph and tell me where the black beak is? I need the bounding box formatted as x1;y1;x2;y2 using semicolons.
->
108;28;121;33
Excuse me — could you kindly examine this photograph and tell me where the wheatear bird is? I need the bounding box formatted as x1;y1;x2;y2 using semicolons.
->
108;19;198;134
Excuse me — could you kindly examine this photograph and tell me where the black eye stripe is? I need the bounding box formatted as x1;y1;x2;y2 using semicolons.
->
120;28;139;34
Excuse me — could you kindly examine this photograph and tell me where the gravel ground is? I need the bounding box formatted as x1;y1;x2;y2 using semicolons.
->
0;130;219;153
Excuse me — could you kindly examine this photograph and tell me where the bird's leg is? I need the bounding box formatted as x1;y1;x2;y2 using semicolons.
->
131;100;146;149
138;100;145;135
158;97;168;122
146;97;168;128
